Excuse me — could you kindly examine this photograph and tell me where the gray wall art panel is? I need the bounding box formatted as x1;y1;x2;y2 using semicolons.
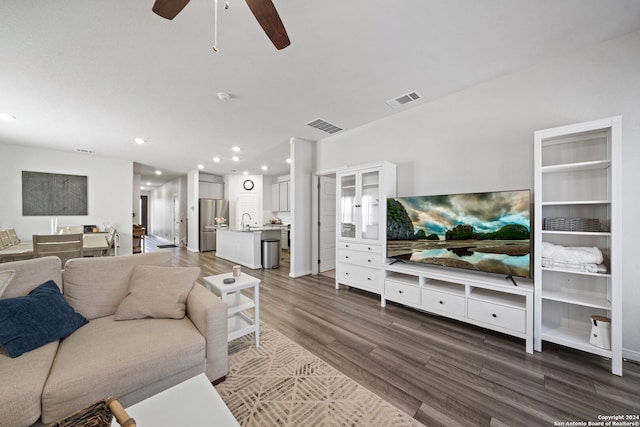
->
22;171;88;216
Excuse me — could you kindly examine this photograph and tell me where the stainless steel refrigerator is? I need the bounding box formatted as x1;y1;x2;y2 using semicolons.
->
199;199;229;252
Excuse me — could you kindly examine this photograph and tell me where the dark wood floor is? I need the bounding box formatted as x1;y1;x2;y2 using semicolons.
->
146;238;640;426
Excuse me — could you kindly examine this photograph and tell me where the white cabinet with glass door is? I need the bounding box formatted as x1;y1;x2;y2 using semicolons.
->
336;162;396;297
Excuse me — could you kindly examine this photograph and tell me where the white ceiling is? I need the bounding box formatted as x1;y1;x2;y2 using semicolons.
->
1;1;640;187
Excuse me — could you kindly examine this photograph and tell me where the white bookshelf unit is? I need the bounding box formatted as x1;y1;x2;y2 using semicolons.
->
533;116;622;375
335;162;396;300
383;262;534;353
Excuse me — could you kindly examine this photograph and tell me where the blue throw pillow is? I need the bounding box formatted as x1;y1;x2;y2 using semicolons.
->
0;280;88;357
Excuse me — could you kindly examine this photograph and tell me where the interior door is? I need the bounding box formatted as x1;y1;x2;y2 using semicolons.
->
319;176;336;272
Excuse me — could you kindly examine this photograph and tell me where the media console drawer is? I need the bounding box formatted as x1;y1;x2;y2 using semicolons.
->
385;280;420;305
467;299;526;333
421;289;465;317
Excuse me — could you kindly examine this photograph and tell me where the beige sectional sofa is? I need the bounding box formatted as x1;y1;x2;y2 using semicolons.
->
0;252;228;427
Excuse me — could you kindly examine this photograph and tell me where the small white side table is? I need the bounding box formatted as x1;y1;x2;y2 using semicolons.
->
204;272;260;347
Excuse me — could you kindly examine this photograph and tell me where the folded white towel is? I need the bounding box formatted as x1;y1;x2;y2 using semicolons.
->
541;241;603;264
541;257;607;273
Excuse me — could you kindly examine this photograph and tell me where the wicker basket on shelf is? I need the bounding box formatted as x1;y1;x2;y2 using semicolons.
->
48;397;136;427
543;217;601;232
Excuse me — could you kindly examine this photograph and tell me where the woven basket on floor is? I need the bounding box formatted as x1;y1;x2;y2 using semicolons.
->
48;397;136;427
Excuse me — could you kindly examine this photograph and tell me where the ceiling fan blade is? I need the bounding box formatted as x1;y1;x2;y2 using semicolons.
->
152;0;191;20
245;0;291;50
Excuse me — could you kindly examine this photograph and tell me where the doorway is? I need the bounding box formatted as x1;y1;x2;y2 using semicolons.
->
312;172;337;276
140;195;148;233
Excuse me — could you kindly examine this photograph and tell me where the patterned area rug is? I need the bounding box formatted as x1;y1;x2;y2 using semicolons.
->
215;323;423;426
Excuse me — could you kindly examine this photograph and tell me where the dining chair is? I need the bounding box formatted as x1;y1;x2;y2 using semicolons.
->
104;226;117;256
0;230;12;249
33;233;84;265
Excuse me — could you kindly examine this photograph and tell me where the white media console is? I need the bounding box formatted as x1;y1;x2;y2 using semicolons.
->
382;261;534;353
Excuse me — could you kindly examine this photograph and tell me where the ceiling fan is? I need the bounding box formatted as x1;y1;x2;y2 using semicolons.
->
152;0;291;50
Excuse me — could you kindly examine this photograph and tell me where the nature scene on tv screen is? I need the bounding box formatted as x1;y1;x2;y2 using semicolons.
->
387;190;531;277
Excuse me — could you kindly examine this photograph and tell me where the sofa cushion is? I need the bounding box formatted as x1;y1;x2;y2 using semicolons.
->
115;265;199;320
41;315;206;424
0;341;58;427
0;269;15;296
0;280;88;357
63;252;173;320
0;256;62;299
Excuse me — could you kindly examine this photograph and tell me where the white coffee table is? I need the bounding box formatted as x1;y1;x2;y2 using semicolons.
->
204;272;261;347
110;374;238;426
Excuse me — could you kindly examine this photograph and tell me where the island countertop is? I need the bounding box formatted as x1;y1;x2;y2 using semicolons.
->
215;228;282;269
219;225;288;232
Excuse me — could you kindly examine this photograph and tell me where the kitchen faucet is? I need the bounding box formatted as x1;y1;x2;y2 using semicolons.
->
241;213;252;230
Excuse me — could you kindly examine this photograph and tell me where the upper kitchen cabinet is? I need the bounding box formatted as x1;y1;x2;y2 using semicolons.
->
271;177;290;212
337;162;396;243
199;174;224;199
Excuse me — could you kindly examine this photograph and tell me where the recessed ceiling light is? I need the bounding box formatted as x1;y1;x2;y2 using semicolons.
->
261;165;268;171
134;138;146;145
243;171;248;175
155;170;162;175
286;158;291;164
140;186;145;190
232;146;240;153
0;113;16;121
213;156;221;162
146;182;151;186
232;156;239;162
197;164;204;170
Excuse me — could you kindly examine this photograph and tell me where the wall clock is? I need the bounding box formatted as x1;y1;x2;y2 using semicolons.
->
243;179;254;191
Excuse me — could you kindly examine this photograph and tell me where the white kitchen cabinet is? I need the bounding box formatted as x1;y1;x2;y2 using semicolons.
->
199;181;224;199
335;161;396;297
279;181;289;211
271;180;290;212
534;116;622;375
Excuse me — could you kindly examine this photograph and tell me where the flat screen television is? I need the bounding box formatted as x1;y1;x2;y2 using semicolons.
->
387;189;531;278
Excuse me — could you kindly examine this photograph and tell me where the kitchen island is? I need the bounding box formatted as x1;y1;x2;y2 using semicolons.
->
216;227;284;269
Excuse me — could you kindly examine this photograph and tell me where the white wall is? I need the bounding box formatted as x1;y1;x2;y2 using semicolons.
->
187;170;199;252
0;143;133;253
227;174;264;228
150;177;181;243
315;31;640;360
290;138;314;278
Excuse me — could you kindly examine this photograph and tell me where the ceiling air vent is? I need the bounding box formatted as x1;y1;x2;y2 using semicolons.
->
386;91;422;109
306;118;343;135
